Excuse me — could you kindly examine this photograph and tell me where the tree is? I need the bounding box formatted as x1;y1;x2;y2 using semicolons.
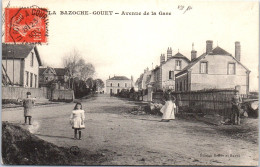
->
86;77;94;90
94;79;105;91
63;48;96;89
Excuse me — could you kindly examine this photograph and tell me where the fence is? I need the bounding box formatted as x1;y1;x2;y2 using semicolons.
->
153;89;238;118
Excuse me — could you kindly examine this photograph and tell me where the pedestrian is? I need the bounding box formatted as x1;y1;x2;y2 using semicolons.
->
170;96;177;120
22;92;35;125
231;91;243;125
70;102;85;140
160;94;176;122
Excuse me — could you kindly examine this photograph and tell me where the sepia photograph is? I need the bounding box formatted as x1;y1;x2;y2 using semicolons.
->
1;0;259;166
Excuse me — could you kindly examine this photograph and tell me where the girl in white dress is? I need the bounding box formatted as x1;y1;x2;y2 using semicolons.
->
160;95;176;122
70;103;85;140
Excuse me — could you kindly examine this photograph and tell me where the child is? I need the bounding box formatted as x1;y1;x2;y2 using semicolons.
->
70;103;85;140
23;92;35;125
160;94;176;122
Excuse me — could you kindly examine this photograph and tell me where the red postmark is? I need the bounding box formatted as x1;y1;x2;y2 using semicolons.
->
5;7;48;44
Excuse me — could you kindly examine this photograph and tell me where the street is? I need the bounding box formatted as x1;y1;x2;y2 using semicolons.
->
2;94;258;166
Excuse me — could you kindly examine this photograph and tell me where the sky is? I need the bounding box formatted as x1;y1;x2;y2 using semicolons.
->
2;0;259;91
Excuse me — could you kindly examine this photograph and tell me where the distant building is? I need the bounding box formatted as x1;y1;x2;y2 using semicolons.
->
175;41;250;94
2;44;42;88
136;67;151;91
39;67;69;89
106;75;134;94
149;47;190;91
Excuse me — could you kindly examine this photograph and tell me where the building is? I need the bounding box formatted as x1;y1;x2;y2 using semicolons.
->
106;75;134;94
39;67;69;89
149;47;190;91
136;67;152;91
2;44;42;88
175;40;250;94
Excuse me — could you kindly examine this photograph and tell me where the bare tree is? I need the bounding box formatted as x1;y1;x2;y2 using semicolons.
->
63;48;96;89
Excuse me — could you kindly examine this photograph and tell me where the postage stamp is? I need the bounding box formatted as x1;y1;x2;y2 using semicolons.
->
5;7;48;44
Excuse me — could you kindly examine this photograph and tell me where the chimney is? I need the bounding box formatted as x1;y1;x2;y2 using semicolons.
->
206;40;213;54
191;43;197;61
235;41;241;61
160;54;165;65
167;47;172;60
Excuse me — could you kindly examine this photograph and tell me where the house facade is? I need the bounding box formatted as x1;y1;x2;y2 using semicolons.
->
2;44;42;88
136;67;152;91
39;67;69;89
175;41;250;94
150;47;190;91
106;76;133;94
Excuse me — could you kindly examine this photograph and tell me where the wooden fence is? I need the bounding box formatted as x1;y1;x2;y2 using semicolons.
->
153;89;238;118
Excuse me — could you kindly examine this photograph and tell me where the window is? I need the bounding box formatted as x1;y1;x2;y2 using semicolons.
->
176;83;179;91
35;75;37;88
180;81;182;91
176;60;182;70
30;73;33;87
30;52;34;67
169;71;174;80
228;63;235;75
200;62;208;74
45;77;48;81
118;83;120;87
26;71;29;86
110;83;112;87
125;83;127;87
183;80;186;91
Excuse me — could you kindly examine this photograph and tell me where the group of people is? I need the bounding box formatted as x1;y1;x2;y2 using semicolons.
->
21;90;243;140
22;92;86;140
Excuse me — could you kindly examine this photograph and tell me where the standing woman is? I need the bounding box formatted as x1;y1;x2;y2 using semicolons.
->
70;103;85;140
160;94;175;122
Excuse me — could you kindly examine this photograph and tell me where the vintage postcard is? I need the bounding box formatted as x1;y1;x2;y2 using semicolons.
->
1;0;259;166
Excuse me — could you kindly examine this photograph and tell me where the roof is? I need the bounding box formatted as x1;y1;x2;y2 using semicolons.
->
176;46;250;77
2;44;42;66
108;76;130;80
176;53;207;77
39;67;67;76
39;68;47;75
54;68;67;76
210;46;231;55
162;52;191;65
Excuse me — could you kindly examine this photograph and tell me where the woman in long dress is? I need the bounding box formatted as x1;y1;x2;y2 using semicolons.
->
70;103;85;140
160;95;176;122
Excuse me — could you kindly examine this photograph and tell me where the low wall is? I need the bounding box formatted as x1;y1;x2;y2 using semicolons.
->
2;86;47;99
2;86;74;102
51;89;74;101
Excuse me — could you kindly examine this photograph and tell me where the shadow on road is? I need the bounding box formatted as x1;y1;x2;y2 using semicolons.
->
36;134;73;140
137;118;160;122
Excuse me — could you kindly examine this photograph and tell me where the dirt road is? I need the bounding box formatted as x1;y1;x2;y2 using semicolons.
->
2;94;258;165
